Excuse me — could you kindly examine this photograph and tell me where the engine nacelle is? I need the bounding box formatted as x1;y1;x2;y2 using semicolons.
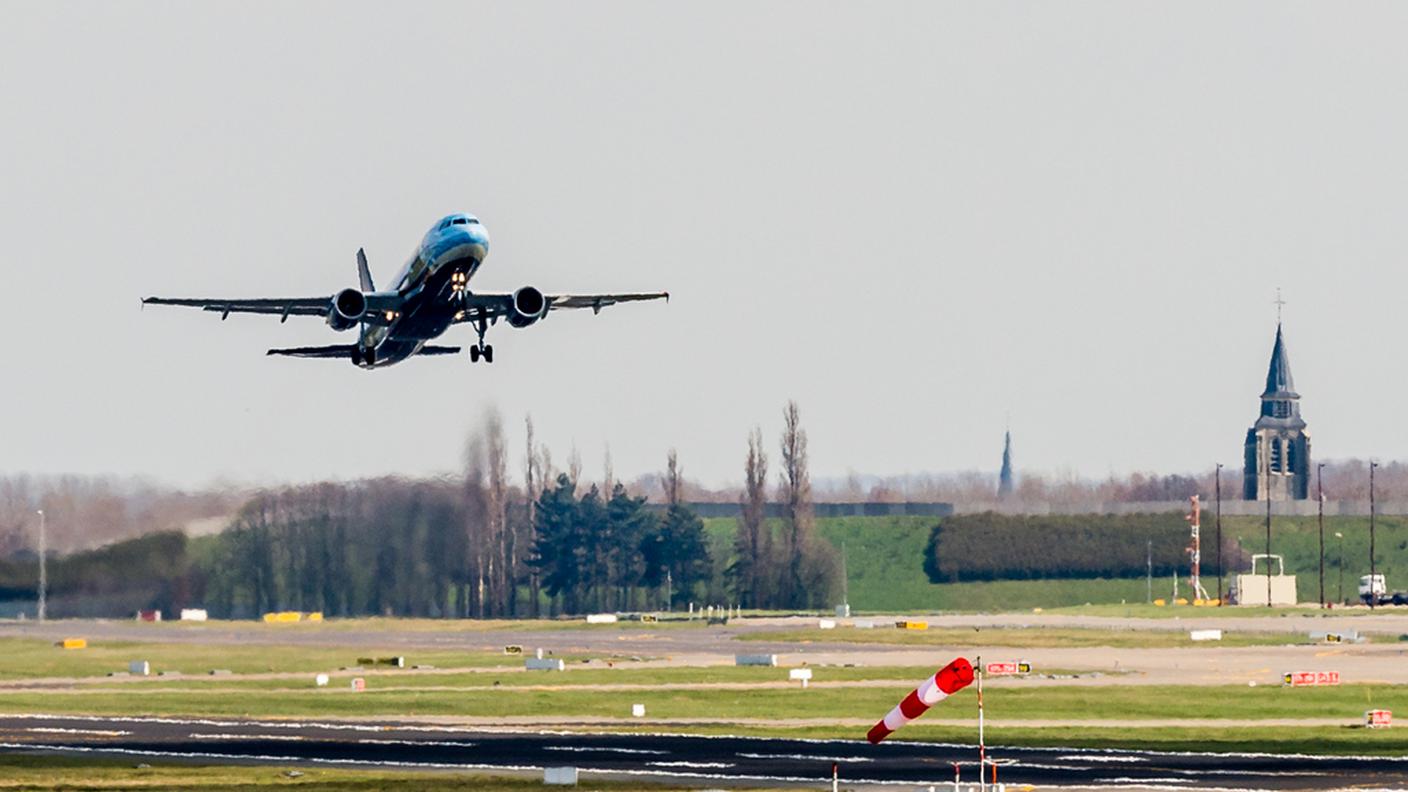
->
327;288;366;331
507;285;548;328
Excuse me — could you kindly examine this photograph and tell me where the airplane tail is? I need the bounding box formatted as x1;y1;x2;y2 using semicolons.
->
266;345;357;358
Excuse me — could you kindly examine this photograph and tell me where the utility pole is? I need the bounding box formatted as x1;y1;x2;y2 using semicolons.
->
665;568;672;612
1215;463;1223;605
36;510;46;622
1335;531;1344;604
1370;461;1379;610
1264;445;1272;609
1317;463;1325;608
1146;540;1152;604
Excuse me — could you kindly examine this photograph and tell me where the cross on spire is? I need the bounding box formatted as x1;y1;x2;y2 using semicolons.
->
1273;288;1286;324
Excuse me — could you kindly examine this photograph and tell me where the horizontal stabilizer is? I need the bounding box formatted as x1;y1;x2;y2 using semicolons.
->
266;345;357;359
416;345;461;356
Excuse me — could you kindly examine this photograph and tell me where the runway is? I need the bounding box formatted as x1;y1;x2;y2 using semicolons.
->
1;713;1405;790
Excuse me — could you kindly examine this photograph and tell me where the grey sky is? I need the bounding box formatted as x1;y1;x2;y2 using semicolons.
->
4;2;1408;489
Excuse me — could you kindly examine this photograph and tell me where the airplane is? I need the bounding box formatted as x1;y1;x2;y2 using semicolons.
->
143;213;668;368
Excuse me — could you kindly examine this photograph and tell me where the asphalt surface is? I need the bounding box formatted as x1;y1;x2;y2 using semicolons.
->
1;713;1405;790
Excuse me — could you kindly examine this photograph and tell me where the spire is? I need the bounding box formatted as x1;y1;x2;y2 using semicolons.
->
1261;323;1298;399
997;430;1014;499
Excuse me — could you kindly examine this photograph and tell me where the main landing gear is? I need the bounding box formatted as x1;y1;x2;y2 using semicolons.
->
469;313;493;364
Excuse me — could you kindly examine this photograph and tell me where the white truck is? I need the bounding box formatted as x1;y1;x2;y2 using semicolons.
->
1358;574;1408;606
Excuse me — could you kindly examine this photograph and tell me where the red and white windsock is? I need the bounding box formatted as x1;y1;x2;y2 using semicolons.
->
866;657;974;744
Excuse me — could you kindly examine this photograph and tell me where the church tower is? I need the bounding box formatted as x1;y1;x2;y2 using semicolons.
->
1243;323;1311;500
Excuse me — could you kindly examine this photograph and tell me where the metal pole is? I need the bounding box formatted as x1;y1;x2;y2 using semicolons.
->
1370;462;1378;610
36;510;46;622
1317;463;1325;608
1215;463;1223;605
1146;540;1152;604
1336;532;1344;604
1265;445;1272;609
977;658;986;792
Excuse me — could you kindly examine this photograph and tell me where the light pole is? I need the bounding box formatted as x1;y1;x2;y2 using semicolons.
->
1215;463;1223;605
35;510;46;622
1264;442;1272;609
1335;531;1344;604
1317;463;1325;608
1369;461;1379;609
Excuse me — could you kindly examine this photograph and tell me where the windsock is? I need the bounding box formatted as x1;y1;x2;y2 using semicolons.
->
866;657;974;744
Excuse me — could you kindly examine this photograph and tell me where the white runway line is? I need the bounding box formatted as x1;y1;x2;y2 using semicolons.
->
189;733;305;741
544;745;667;755
737;752;873;763
25;727;130;737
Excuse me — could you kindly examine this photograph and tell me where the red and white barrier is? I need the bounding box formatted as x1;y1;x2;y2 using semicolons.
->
867;657;974;744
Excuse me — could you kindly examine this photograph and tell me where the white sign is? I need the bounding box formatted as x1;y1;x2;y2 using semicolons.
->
789;668;814;681
315;674;329;687
585;613;618;624
632;704;645;717
818;619;836;630
179;608;208;622
1190;629;1223;641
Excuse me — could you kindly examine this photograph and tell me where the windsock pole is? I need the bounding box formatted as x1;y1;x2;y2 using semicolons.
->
978;657;986;792
866;657;974;744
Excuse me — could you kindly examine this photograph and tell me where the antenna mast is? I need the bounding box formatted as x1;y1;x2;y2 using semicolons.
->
1186;495;1210;601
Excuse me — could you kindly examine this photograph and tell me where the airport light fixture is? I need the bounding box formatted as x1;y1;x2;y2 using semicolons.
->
1370;461;1379;609
35;509;45;622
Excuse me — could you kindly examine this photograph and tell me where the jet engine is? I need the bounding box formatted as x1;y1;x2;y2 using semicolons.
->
327;288;367;331
506;286;548;328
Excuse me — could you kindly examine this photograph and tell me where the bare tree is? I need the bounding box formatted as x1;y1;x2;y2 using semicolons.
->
730;428;771;608
779;401;814;607
602;446;614;498
483;411;511;616
524;415;540;618
664;449;683;507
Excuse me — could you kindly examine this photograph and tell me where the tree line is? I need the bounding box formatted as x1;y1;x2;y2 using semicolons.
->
1;402;845;618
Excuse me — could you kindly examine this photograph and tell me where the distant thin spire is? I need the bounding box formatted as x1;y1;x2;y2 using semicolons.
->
997;430;1014;499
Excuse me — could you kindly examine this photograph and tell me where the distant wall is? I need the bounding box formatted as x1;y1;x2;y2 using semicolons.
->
951;499;1408;517
673;501;954;519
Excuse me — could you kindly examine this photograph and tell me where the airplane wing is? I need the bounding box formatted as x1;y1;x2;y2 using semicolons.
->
456;291;669;319
143;296;332;322
546;292;670;313
143;294;401;324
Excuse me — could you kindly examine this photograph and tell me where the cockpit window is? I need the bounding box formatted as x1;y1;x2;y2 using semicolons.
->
450;218;468;225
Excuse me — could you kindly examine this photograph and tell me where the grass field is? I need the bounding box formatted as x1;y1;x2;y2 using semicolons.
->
739;625;1316;648
3;680;1403;725
0;756;698;791
704;514;1408;613
0;638;521;680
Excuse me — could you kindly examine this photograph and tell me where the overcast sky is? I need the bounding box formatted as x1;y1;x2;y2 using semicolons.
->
4;2;1408;490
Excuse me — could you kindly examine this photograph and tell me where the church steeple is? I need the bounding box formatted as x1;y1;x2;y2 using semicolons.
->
997;430;1014;499
1244;310;1310;501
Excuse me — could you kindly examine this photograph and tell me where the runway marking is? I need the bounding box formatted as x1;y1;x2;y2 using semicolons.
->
737;752;872;763
648;760;734;769
1056;754;1144;762
190;733;305;741
25;727;130;737
0;741;1367;791
544;745;667;755
355;739;478;748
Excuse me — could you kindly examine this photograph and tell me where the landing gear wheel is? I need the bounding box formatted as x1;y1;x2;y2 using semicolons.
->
469;346;481;363
482;345;493;364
